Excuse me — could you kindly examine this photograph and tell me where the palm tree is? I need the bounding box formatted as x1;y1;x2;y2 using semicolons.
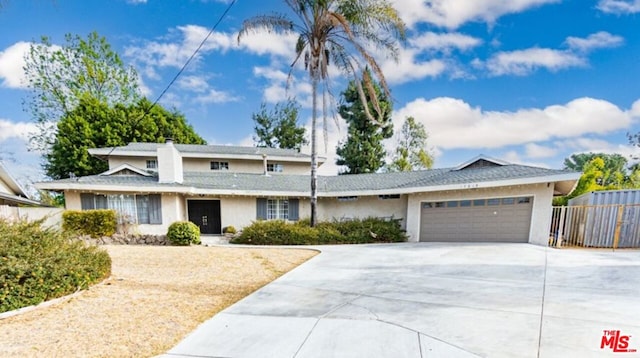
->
238;0;405;226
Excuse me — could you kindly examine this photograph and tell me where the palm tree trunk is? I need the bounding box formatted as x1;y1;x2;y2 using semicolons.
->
310;73;318;227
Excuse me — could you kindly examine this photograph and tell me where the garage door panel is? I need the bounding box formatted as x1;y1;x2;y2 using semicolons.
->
420;197;533;243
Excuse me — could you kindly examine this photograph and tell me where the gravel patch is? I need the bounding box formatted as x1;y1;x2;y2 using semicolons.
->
0;245;317;357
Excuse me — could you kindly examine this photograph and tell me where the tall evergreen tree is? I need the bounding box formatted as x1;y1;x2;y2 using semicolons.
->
335;79;393;174
253;99;307;150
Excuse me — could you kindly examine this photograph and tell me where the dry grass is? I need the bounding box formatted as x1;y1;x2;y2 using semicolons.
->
0;245;317;357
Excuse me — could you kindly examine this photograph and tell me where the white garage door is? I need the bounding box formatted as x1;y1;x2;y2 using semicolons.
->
419;197;533;243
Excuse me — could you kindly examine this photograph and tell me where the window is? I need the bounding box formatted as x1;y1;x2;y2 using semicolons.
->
267;163;284;173
487;198;500;206
473;199;486;206
256;198;299;221
460;200;472;207
146;160;157;169
378;194;401;200
517;197;532;204
80;193;162;224
267;199;289;220
447;201;458;208
337;196;358;202
502;198;516;205
211;161;229;170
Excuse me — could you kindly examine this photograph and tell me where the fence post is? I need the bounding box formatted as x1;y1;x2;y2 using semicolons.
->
557;206;566;248
613;205;625;251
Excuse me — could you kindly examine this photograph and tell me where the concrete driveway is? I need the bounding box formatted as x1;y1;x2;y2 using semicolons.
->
165;243;640;358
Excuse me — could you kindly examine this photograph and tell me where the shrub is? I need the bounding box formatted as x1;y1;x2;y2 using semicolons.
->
62;210;117;238
0;219;111;313
167;221;201;246
222;225;237;235
232;217;407;245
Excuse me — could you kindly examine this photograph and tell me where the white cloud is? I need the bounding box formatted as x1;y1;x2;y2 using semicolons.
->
177;75;210;93
392;96;636;150
194;88;240;104
253;66;313;106
409;32;483;52
597;0;640;14
127;0;147;3
381;48;447;84
125;25;235;69
0;42;31;89
237;32;298;58
390;0;559;29
0;119;37;142
565;31;624;52
485;48;584;76
525;143;557;159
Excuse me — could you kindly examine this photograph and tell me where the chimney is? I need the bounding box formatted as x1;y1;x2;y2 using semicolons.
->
157;139;183;183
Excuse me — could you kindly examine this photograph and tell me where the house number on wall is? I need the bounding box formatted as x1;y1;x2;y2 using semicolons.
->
202;216;208;226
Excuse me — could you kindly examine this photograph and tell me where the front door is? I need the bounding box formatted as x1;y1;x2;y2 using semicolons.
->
187;200;221;235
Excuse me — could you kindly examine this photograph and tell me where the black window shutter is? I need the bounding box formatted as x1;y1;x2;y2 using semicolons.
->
288;198;299;221
149;194;163;224
80;193;95;210
256;198;267;220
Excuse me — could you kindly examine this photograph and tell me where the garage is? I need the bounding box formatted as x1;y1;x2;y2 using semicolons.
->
419;197;533;243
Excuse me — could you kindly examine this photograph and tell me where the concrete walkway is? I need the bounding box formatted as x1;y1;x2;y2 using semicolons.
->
164;243;640;358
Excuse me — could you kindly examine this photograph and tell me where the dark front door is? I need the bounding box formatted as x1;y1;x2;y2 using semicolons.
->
188;200;221;235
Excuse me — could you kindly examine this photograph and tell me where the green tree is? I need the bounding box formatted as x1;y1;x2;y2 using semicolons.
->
24;31;140;151
387;116;434;172
554;154;640;205
238;0;405;226
253;99;307;150
336;79;393;174
44;96;205;179
563;152;628;187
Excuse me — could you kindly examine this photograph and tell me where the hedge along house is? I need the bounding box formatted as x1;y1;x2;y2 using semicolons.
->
36;140;580;245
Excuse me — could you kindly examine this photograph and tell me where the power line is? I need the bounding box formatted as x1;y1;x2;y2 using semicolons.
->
123;0;237;145
150;0;237;110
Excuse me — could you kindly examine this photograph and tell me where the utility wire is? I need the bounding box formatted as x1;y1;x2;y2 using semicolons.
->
100;0;238;163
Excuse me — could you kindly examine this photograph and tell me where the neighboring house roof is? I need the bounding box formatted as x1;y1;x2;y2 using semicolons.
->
36;161;580;197
88;143;326;163
0;161;43;206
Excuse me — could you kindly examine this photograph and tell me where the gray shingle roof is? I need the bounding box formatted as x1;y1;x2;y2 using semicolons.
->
42;164;577;195
103;142;314;159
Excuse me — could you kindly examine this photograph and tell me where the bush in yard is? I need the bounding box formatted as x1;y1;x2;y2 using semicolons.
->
0;219;111;313
167;221;201;246
232;217;406;245
62;209;117;238
222;226;237;235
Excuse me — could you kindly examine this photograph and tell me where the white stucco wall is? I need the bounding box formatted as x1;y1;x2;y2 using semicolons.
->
219;196;256;230
107;157;150;170
312;195;408;228
405;183;555;245
65;191;81;209
182;158;310;174
0;179;13;195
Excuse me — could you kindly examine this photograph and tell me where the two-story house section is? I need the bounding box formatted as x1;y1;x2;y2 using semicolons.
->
88;142;323;175
37;140;580;244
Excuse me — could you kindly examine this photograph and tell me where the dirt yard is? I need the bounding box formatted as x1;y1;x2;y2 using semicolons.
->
0;245;317;357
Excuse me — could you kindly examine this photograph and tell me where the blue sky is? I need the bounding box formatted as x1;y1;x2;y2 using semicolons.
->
1;0;640;189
